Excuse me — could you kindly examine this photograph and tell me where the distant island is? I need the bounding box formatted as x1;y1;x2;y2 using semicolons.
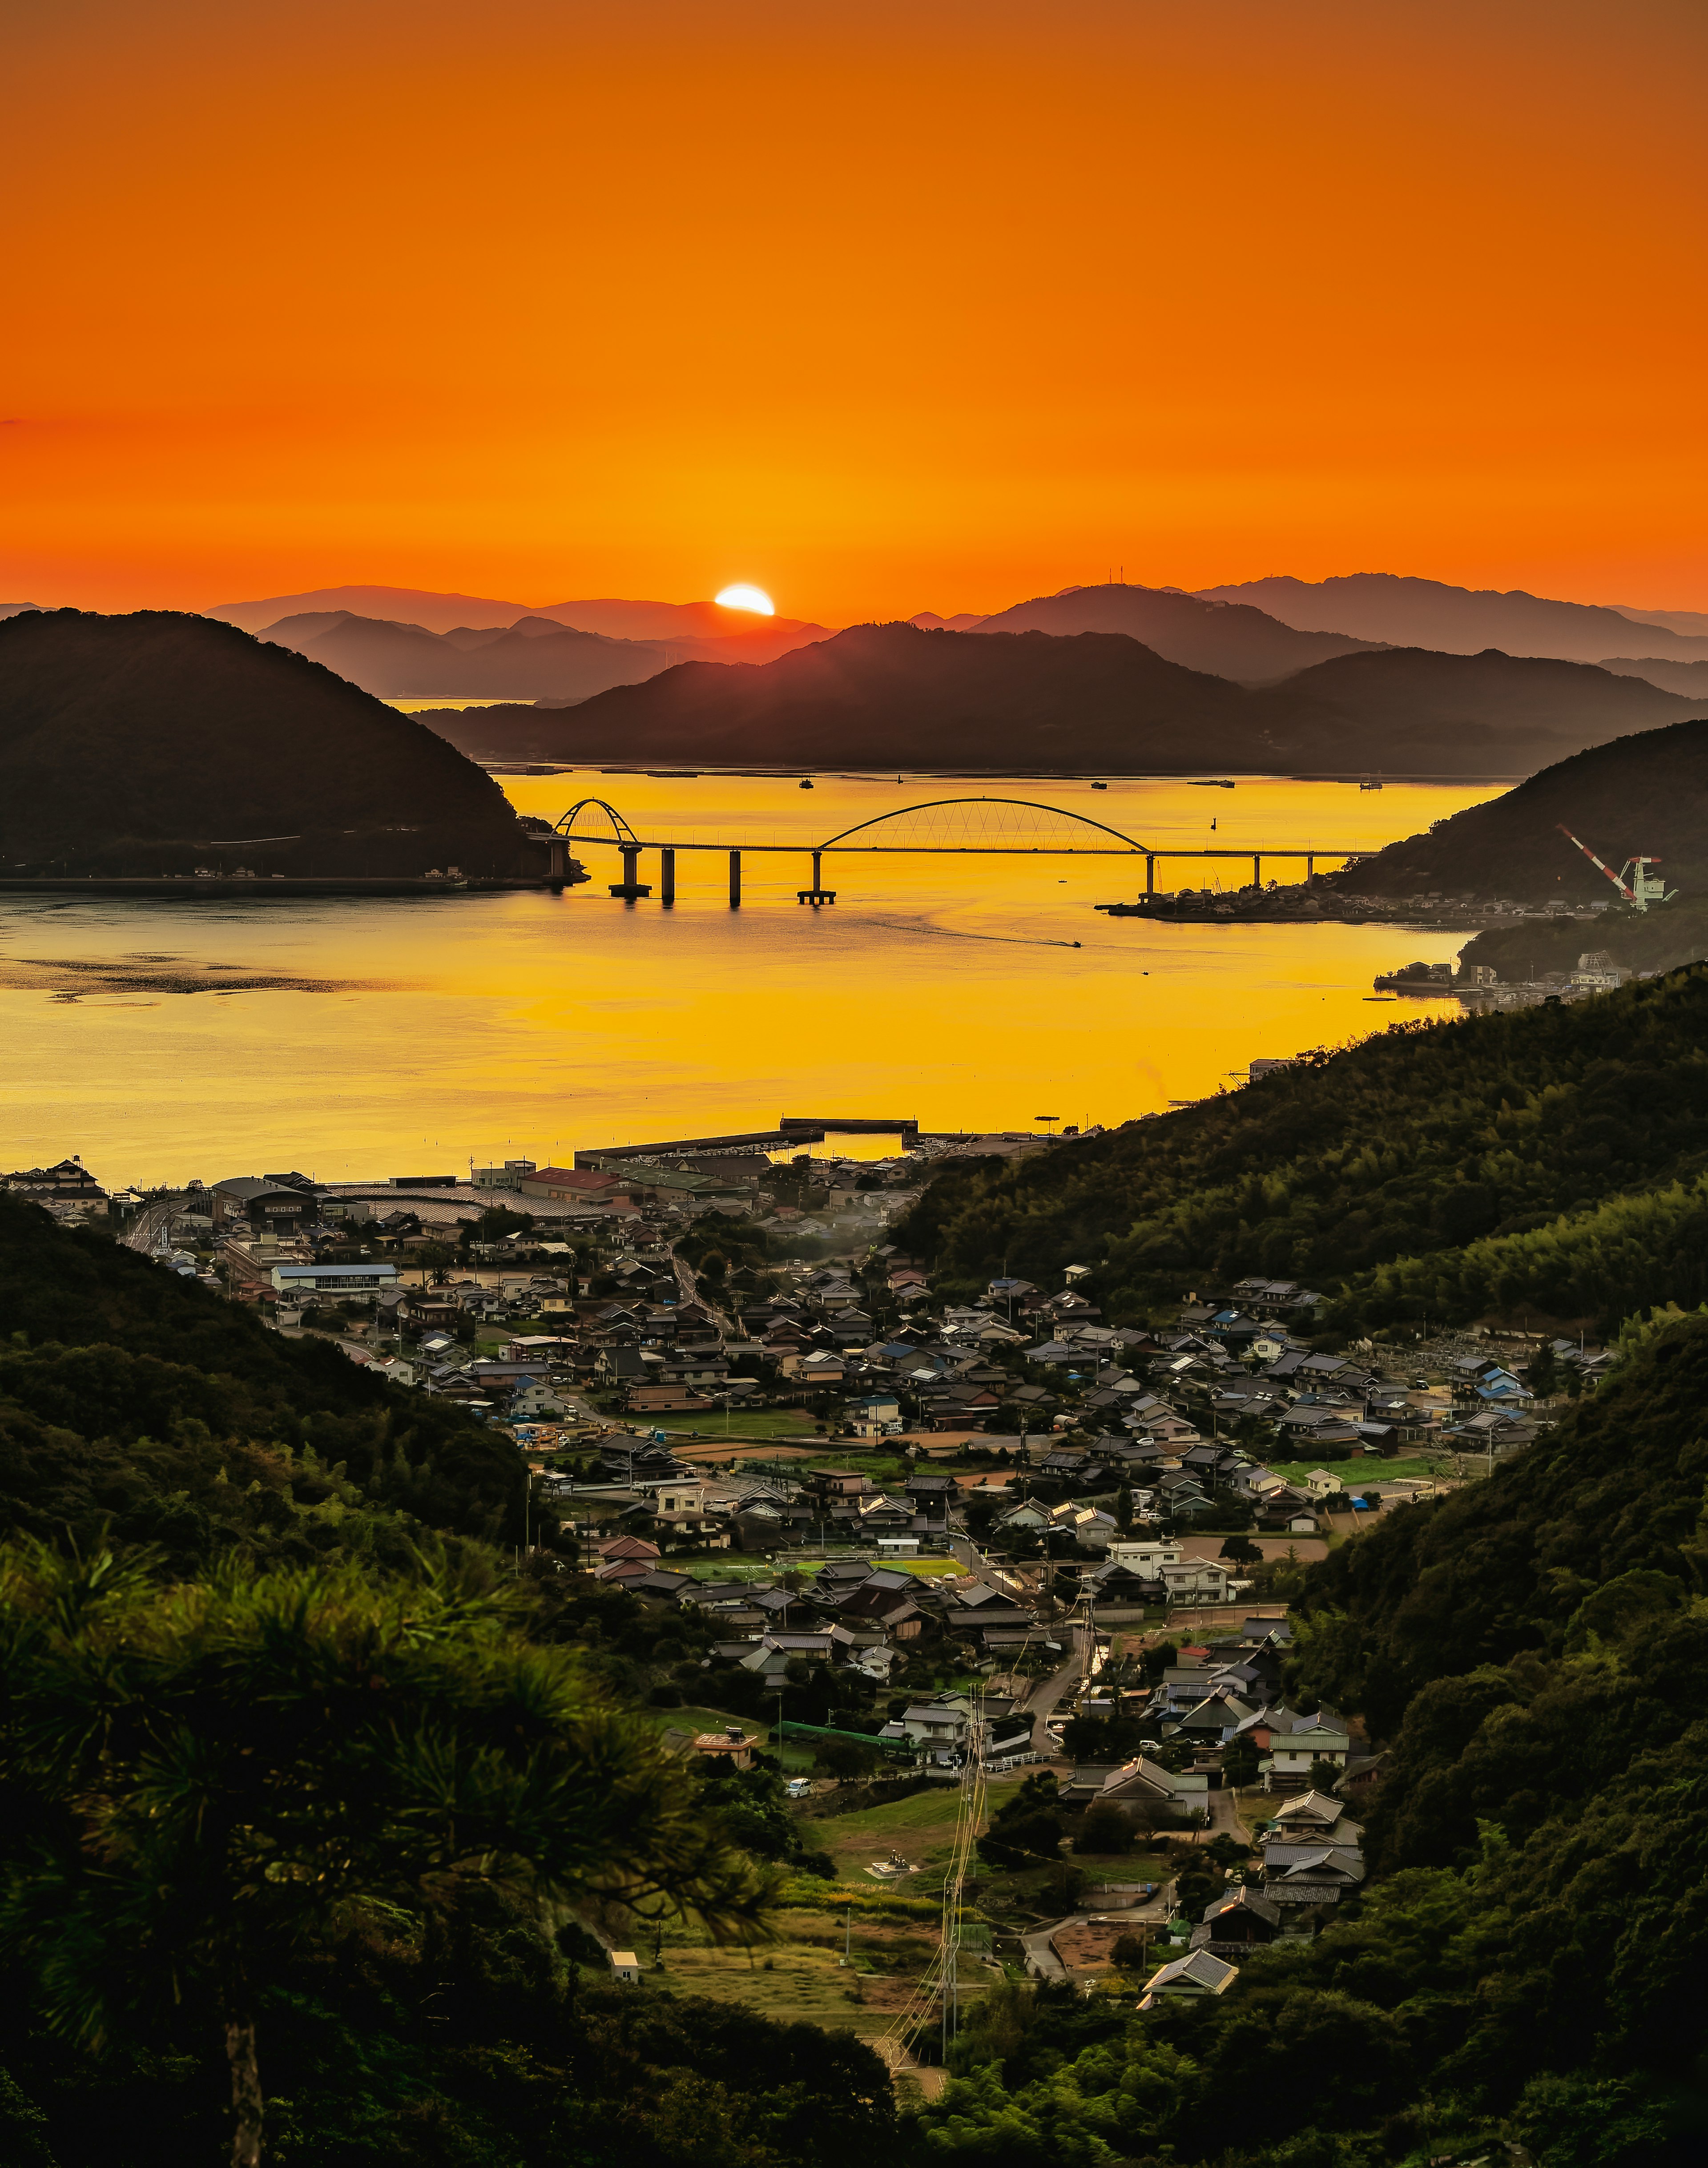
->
0;610;541;882
407;618;1697;777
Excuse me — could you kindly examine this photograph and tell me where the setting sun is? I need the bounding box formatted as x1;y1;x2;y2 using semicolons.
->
714;584;775;616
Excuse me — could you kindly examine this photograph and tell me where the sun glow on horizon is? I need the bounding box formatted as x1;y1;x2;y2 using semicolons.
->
714;584;774;616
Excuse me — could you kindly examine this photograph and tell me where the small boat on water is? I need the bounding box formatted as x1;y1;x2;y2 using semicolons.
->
1360;775;1384;790
1091;780;1108;790
799;778;814;790
1190;778;1235;789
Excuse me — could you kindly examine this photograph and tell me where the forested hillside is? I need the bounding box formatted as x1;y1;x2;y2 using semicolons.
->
897;963;1708;1335
0;1194;527;1561
911;1316;1708;2166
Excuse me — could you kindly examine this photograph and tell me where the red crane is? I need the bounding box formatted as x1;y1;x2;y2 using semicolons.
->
1555;826;1675;911
1555;824;1635;901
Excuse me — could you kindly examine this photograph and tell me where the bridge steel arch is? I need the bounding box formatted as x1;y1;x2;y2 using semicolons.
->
552;798;640;845
812;797;1152;853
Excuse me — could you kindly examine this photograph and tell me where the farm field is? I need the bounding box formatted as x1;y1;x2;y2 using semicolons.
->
638;1901;954;2042
807;1781;970;1888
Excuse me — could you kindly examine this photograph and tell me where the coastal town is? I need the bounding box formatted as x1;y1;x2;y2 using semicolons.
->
3;1128;1597;2040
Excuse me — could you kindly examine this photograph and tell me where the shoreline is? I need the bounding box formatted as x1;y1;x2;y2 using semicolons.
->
0;875;550;897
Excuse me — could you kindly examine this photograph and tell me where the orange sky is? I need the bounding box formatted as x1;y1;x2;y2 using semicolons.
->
5;0;1705;621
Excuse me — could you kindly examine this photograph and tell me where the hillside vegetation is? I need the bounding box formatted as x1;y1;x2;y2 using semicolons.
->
896;963;1708;1335
0;1195;528;1564
0;610;532;877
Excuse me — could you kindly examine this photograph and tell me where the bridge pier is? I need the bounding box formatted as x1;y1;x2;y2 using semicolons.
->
661;847;676;906
798;848;837;905
729;849;741;907
1306;854;1314;879
609;844;652;900
1252;854;1261;887
1146;855;1155;895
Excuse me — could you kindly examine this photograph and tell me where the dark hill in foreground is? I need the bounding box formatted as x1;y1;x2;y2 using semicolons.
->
1332;716;1708;904
408;621;1692;775
0;610;533;877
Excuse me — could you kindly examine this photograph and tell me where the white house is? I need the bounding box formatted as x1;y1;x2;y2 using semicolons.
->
1108;1538;1183;1573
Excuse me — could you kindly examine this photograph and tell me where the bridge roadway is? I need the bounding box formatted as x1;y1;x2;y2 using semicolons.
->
551;793;1369;903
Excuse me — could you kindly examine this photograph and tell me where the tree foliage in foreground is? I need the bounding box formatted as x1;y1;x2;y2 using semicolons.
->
0;1544;773;2167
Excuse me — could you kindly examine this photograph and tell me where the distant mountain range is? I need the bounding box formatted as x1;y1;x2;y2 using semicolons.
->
1329;717;1708;904
409;621;1696;777
962;582;1381;682
210;584;831;660
199;574;1708;705
1196;572;1708;674
252;611;675;703
237;600;833;701
0;612;532;878
1598;655;1708;700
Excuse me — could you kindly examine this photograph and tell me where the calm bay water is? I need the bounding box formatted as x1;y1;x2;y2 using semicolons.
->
0;772;1492;1187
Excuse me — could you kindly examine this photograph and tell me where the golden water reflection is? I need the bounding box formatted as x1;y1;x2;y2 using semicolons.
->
0;772;1494;1186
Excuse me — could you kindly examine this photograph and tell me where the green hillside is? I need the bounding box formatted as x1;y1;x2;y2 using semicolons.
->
896;962;1708;1334
0;1194;528;1563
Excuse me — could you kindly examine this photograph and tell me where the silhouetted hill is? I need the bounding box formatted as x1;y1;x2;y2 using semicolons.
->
1264;644;1691;770
1330;717;1708;902
0;610;533;877
969;580;1381;680
1200;570;1708;665
407;622;1694;775
415;624;1254;770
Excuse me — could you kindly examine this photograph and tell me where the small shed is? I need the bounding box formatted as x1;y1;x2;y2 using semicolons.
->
609;1950;641;1984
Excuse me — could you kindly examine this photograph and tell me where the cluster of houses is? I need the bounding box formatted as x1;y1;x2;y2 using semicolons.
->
1143;1785;1370;2003
1046;1618;1382;1997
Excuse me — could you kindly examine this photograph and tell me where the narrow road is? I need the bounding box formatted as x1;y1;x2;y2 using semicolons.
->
1024;1626;1086;1754
945;1540;1085;1752
670;1246;735;1335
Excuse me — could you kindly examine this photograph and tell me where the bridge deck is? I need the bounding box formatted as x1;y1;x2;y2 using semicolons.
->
559;835;1364;858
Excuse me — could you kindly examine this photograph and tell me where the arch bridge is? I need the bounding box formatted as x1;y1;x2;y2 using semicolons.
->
550;793;1363;905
